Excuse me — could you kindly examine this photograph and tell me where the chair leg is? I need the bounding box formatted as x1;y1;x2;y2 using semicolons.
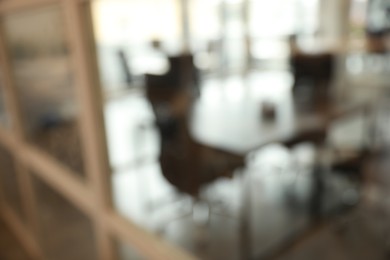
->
240;171;252;260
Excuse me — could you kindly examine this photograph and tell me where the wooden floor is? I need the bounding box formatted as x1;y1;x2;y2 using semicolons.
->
0;218;32;260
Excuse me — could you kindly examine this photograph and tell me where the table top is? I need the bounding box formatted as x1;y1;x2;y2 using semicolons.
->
189;72;372;156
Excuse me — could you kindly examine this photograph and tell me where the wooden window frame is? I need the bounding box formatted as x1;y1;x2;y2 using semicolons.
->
0;0;194;259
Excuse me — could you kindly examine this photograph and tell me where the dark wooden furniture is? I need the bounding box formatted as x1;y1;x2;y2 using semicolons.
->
290;52;335;88
147;70;375;258
288;35;336;100
145;53;242;198
145;54;200;107
158;115;244;196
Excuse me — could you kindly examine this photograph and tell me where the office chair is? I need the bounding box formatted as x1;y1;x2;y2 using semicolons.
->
288;35;335;104
145;54;200;104
144;54;244;232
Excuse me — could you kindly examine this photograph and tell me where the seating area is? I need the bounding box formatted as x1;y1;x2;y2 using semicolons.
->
0;0;389;259
97;1;390;255
105;65;390;258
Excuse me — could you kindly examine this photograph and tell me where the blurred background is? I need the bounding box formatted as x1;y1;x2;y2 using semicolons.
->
0;0;389;259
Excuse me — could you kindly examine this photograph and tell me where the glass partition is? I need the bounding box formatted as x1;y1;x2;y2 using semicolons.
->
91;0;181;95
2;5;86;177
188;0;222;72
115;238;145;260
0;145;24;221
0;73;9;127
86;0;366;259
90;1;237;258
0;1;387;260
32;173;98;260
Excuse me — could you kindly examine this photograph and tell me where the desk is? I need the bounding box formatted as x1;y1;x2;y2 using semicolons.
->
187;71;374;259
190;71;372;157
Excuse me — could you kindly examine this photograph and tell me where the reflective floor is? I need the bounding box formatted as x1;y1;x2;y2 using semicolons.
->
103;66;390;259
0;219;32;260
0;66;389;259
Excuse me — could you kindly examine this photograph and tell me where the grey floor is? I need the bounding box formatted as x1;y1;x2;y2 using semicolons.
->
103;67;390;259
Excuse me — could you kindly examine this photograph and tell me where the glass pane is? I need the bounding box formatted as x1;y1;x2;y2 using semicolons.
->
3;5;85;177
0;72;9;127
89;0;390;259
189;0;221;43
91;0;181;94
188;0;223;72
88;0;343;259
0;145;24;221
249;0;296;37
32;174;98;260
115;238;145;260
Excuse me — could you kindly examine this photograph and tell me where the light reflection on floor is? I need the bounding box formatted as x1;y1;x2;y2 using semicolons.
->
103;69;386;259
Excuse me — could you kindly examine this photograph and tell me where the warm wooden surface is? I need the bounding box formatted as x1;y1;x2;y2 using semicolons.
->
0;218;32;260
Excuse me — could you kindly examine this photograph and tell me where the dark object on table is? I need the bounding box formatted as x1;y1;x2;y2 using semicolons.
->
261;101;277;122
145;54;200;105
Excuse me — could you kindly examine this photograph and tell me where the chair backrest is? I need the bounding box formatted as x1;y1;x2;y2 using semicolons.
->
167;54;198;87
290;53;335;81
145;54;198;107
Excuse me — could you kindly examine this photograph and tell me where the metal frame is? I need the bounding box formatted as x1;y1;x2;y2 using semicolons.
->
0;0;194;259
